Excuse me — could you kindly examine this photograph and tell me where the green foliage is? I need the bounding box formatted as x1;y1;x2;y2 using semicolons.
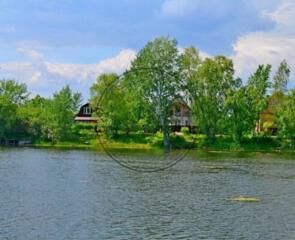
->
184;54;236;144
181;127;190;135
225;65;271;143
110;132;149;144
0;79;29;139
277;89;295;146
0;79;29;105
73;123;97;144
273;60;290;94
147;131;163;146
147;131;190;148
17;86;82;143
225;85;252;143
17;95;49;141
128;36;183;147
1;37;295;152
90;73;138;137
47;86;82;142
247;64;272;122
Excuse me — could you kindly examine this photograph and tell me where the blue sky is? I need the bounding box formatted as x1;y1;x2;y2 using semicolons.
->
0;0;294;99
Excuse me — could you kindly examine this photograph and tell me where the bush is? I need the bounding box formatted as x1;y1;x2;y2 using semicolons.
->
148;131;190;148
181;127;190;135
170;134;190;148
148;131;163;146
73;123;97;143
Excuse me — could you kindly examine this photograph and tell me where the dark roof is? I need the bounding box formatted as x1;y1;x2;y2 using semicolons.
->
76;103;92;117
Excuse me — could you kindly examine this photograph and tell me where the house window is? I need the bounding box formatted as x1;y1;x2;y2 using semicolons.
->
175;106;181;117
83;107;92;115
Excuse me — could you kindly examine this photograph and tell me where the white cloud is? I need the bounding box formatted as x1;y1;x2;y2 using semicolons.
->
263;1;295;27
46;49;136;82
17;48;44;61
0;49;136;96
199;50;211;60
29;71;42;84
232;0;295;81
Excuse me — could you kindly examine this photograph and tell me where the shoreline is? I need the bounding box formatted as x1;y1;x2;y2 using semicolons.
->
13;141;295;155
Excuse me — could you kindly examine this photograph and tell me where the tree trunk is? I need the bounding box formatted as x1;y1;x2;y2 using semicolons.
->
159;111;170;149
207;127;216;144
163;127;170;149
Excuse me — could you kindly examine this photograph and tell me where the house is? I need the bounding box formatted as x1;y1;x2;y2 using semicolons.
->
74;103;97;123
170;100;195;132
256;93;282;134
75;101;196;131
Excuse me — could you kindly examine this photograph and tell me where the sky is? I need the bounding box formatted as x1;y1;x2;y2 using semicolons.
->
0;0;294;100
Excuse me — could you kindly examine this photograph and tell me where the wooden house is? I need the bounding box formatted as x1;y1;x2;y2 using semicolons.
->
75;101;196;131
170;101;195;132
74;103;97;123
256;93;282;134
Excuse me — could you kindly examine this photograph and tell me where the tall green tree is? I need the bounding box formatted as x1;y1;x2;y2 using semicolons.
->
90;73;138;136
0;79;29;139
277;89;295;146
225;81;253;144
264;61;291;133
47;86;82;142
180;46;202;104
246;64;272;132
0;79;28;105
273;60;290;94
225;65;271;143
128;36;182;147
18;95;49;141
187;56;236;143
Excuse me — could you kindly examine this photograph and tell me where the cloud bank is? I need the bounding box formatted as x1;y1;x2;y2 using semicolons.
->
1;49;136;96
232;1;295;81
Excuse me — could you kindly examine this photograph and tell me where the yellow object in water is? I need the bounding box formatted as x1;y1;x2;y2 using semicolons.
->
230;196;260;202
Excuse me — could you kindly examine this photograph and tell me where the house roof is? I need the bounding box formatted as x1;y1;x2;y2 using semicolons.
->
74;116;97;121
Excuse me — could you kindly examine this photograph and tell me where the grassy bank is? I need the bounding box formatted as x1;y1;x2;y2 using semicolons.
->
31;133;295;153
32;138;152;151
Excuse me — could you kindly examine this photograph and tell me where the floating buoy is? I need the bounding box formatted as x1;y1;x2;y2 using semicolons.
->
229;196;260;202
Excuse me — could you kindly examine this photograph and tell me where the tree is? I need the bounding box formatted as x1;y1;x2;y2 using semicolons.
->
180;46;202;104
128;36;182;148
273;60;290;94
0;79;29;105
90;73;138;136
277;89;295;146
0;79;29;139
47;86;82;142
225;81;253;143
0;95;16;139
246;64;272;132
186;56;236;143
18;95;50;141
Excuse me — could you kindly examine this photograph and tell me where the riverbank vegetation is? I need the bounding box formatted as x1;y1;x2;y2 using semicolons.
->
1;36;295;152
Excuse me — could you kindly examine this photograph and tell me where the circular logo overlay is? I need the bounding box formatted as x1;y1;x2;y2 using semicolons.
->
95;67;195;172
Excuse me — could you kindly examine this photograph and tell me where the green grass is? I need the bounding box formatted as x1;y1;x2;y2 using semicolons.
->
195;135;286;152
32;140;100;150
31;132;295;153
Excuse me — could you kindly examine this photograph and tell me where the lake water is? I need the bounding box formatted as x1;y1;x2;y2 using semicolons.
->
1;148;295;239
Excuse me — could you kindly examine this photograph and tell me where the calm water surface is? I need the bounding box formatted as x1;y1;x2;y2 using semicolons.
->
1;148;295;239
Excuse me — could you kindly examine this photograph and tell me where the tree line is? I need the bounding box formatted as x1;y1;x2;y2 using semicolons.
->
90;37;293;146
0;36;294;147
0;83;81;143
